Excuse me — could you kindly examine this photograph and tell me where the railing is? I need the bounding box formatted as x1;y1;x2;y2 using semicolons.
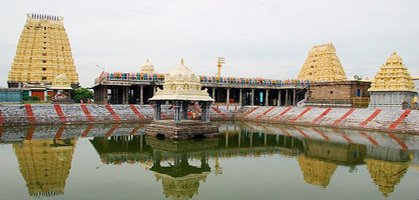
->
94;71;311;87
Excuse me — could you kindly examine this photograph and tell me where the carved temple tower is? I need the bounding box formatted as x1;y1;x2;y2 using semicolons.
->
368;52;417;109
298;43;347;82
8;14;79;101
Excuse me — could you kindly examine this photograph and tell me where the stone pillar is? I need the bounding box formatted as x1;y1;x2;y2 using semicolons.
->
278;90;281;107
212;88;215;100
201;101;211;122
265;90;269;106
139;85;144;105
239;89;243;105
251;89;255;106
44;90;48;102
285;90;289;106
174;101;182;123
182;101;189;120
293;89;296;106
226;88;230;105
153;86;156;96
153;101;162;121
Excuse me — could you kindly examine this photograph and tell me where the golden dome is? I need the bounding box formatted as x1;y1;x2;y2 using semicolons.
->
140;59;155;74
51;74;72;89
297;155;337;188
369;52;416;92
150;59;213;101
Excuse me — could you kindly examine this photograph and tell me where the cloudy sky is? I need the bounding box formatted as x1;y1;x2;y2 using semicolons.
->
1;0;418;87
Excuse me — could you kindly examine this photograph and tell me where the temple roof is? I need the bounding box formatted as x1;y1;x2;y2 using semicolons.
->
150;59;214;101
297;43;347;82
140;59;155;74
297;155;337;188
369;52;416;92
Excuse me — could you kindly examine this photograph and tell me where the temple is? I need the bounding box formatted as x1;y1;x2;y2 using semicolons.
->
7;14;79;101
297;43;347;82
368;52;417;109
92;59;309;106
13;139;76;197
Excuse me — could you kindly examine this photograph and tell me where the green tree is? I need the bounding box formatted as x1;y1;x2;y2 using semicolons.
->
72;88;93;103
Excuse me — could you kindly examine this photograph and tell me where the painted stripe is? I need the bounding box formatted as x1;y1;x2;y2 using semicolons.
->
80;104;94;121
105;104;121;121
255;107;276;119
105;124;121;137
81;124;94;137
360;131;379;146
311;127;330;141
333;108;355;125
332;128;353;144
24;104;36;124
278;127;292;137
129;124;144;135
0;108;3;125
312;108;332;124
25;126;36;140
291;107;312;122
387;132;408;150
360;109;382;127
53;104;66;122
129;105;145;119
389;109;411;129
273;106;293;120
211;107;227;119
243;107;259;117
55;125;66;139
294;127;311;139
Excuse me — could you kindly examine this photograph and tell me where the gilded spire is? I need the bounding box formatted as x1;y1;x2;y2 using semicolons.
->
369;52;416;92
297;43;347;82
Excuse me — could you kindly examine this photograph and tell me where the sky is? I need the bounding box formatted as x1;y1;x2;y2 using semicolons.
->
1;0;419;87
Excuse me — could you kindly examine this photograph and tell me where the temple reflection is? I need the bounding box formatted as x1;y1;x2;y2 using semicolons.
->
5;122;417;199
12;139;76;197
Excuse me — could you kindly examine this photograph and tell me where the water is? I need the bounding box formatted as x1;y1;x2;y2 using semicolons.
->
0;121;419;200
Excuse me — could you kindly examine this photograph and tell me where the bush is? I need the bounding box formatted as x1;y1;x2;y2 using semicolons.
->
72;88;93;103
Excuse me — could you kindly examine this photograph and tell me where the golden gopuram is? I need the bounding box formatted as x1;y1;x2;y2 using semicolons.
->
7;14;79;101
297;43;347;82
368;52;417;109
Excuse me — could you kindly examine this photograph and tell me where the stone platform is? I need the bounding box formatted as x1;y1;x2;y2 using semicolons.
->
144;120;219;140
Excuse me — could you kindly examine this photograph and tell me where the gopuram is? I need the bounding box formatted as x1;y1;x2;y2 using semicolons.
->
368;52;417;109
144;59;219;139
7;14;79;101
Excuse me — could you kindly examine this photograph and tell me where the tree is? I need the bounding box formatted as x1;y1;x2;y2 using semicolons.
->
72;88;93;103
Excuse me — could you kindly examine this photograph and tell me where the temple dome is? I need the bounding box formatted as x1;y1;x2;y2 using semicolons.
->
369;52;416;92
140;59;155;74
150;59;213;101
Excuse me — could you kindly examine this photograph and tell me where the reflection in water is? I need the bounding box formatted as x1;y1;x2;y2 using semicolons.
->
12;139;76;197
3;122;418;199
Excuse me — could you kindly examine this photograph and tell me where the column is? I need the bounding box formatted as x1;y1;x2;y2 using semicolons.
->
265;90;269;106
251;89;255;106
44;90;48;102
278;90;281;107
226;88;230;105
139;85;144;105
102;86;108;104
174;101;182;123
182;101;189;120
152;86;156;96
239;89;243;105
201;101;211;122
153;101;162;121
285;90;289;106
293;89;296;106
212;88;215;100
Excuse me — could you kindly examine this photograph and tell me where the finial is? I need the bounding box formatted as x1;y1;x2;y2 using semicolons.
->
392;51;397;55
146;58;150;62
180;58;184;65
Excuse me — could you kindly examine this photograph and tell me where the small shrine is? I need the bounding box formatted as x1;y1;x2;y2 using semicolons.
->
145;59;218;139
369;52;417;109
51;74;73;103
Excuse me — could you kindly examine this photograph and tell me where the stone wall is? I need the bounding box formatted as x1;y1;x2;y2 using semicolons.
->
236;106;419;133
0;104;233;125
